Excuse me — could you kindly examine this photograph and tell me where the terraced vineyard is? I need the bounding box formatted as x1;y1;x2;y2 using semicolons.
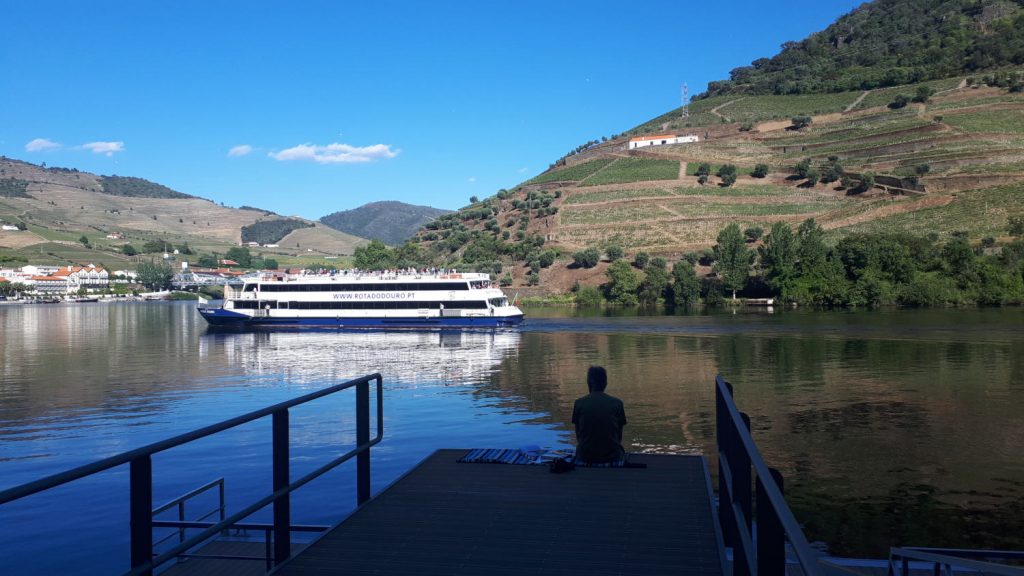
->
410;74;1024;290
580;158;680;186
525;158;614;184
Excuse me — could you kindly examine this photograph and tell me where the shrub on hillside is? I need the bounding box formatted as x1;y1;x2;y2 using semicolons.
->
605;244;624;261
573;247;600;268
752;164;769;178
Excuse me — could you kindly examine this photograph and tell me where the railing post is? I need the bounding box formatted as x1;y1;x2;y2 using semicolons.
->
129;455;153;576
757;467;786;576
717;379;736;548
733;411;754;576
272;409;291;565
356;379;371;505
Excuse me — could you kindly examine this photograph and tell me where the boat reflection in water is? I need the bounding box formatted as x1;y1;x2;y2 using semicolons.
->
197;328;522;388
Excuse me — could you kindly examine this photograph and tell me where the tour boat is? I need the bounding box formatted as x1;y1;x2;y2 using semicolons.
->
197;271;524;329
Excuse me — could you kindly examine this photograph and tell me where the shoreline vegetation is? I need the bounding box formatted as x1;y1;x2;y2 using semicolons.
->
352;216;1024;310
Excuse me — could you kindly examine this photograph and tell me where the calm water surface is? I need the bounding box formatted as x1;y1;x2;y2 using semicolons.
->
1;302;1022;573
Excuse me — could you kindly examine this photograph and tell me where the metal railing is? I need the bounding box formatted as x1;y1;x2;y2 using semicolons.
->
716;374;820;576
151;477;226;553
888;547;1024;575
0;372;384;576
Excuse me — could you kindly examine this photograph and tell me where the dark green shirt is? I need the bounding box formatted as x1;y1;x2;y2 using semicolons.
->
572;391;627;463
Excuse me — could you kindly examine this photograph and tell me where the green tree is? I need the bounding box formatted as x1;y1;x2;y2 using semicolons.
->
758;222;798;293
718;164;738;187
669;262;701;306
0;282;29;298
79;235;91;247
604;259;640;305
857;172;876;193
538;249;557;268
713;223;753;299
633;251;650;269
136;260;174;291
605;244;624;261
804;168;820;186
353;239;394;270
574;285;603;306
637;265;670;305
752;164;769;178
143;239;166;253
225;246;253;267
695;163;712;177
791;115;812;129
1008;216;1024;238
197;253;217;267
121;244;138;256
794;158;813;179
889;94;911;109
744;226;764;243
572;247;600;269
796;219;828;276
912;85;934;103
469;195;479;204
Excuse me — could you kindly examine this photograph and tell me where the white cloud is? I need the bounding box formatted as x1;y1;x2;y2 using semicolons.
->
467;177;476;183
81;141;125;156
517;167;528;173
268;142;398;164
228;144;253;157
25;138;61;152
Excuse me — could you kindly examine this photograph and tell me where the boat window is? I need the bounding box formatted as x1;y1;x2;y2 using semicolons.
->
243;284;256;292
488;297;508;307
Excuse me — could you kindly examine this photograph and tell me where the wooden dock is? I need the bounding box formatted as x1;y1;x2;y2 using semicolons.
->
274;449;725;575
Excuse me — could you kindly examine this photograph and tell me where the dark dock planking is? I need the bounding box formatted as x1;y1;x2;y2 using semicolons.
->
274;449;725;576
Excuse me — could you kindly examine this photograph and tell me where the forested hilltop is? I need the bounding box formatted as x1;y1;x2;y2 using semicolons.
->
702;0;1024;97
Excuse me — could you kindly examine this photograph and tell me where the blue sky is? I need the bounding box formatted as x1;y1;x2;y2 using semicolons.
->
2;1;863;218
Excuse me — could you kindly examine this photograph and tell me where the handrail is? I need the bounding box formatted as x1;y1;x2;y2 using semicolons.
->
716;374;821;576
0;372;384;576
152;477;224;516
888;547;1024;576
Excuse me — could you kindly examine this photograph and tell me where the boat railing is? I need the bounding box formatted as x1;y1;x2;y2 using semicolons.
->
887;547;1024;575
716;374;821;576
0;373;385;576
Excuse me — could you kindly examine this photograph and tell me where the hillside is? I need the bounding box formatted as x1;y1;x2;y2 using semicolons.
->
0;157;368;268
320;201;450;246
701;0;1024;97
400;6;1024;296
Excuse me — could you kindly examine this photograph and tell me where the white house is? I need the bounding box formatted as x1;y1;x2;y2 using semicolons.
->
106;232;125;240
1;225;20;231
628;134;699;150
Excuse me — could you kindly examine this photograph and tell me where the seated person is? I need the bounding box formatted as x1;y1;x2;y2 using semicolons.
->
571;366;627;464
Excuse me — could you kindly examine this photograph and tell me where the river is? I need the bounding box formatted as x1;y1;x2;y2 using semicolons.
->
0;302;1022;573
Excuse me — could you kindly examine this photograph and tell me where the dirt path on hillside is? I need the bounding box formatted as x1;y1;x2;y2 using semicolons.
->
845;90;871;112
678;162;687;180
821;194;954;229
711;99;744;123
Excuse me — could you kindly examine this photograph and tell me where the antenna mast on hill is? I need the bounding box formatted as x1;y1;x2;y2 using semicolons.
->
680;83;690;122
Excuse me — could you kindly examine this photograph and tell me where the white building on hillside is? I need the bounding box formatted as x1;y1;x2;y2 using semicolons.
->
628;134;699;150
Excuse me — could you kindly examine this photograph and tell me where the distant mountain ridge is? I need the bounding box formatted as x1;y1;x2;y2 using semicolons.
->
320;201;451;246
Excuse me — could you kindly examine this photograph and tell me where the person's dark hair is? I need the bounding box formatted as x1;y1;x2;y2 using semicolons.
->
587;366;608;392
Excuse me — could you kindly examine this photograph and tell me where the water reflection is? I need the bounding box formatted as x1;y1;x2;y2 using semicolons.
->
198;329;521;387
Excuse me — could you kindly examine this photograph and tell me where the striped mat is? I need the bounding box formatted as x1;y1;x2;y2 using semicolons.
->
457;448;630;467
457;448;575;465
